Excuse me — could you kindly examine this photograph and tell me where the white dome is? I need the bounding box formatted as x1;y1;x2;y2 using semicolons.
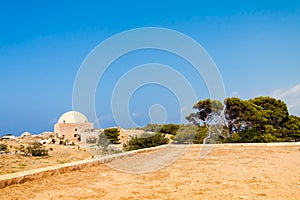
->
58;111;89;123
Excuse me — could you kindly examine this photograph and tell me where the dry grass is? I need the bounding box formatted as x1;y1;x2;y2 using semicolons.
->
0;143;92;175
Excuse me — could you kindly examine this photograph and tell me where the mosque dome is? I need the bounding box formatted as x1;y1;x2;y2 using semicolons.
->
58;111;88;123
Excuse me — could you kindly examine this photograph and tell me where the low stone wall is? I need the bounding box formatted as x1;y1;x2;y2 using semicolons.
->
0;145;168;189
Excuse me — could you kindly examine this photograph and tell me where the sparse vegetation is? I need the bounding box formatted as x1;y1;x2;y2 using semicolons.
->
0;143;9;153
123;132;169;151
19;142;49;156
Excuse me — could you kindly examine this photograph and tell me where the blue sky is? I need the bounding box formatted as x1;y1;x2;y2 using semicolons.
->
0;0;300;136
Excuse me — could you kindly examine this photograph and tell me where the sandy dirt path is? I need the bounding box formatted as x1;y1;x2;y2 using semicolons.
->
1;144;299;200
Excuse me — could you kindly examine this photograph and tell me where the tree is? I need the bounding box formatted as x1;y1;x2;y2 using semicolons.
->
249;96;289;132
103;128;120;144
186;99;226;143
224;97;262;135
189;96;299;143
192;126;209;144
224;96;290;135
186;99;224;127
173;124;197;144
123;132;169;151
159;124;180;135
282;115;300;141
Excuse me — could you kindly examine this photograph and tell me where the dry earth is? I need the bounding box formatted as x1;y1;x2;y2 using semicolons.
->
0;144;91;175
1;143;300;200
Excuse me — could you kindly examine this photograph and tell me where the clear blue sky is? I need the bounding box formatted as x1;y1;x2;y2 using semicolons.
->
1;0;300;136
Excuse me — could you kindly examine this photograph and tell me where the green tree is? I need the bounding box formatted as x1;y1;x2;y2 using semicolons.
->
186;99;225;143
189;96;299;143
159;124;180;135
186;99;224;127
173;124;198;144
104;128;120;144
249;96;289;132
224;97;263;135
193;126;209;144
123;132;169;151
282;115;300;141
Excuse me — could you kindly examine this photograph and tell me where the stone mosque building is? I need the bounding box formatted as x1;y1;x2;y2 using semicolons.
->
54;111;93;141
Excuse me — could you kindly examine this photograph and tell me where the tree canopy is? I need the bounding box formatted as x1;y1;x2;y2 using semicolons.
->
123;132;169;151
185;99;224;126
103;128;120;144
187;96;300;143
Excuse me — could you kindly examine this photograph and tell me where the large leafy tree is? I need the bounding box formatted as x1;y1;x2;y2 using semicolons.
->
186;99;224;127
186;99;225;143
224;97;262;135
282;115;300;141
188;96;299;143
159;124;180;135
249;96;289;132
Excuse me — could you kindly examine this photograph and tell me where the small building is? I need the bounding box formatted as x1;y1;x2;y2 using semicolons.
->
54;111;93;141
1;135;17;140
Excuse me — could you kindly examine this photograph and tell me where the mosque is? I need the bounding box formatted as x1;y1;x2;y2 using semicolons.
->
54;111;93;141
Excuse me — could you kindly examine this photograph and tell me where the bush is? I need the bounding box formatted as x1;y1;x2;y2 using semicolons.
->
22;142;48;156
159;124;180;135
104;128;120;144
124;133;169;151
193;126;208;144
263;133;277;143
173;125;198;144
0;143;9;153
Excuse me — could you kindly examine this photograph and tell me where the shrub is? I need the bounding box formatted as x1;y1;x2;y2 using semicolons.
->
22;142;48;156
159;124;180;135
103;128;120;144
124;133;169;151
0;143;9;153
193;126;208;144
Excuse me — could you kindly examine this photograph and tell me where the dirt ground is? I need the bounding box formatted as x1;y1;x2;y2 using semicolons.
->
1;143;299;200
0;144;92;175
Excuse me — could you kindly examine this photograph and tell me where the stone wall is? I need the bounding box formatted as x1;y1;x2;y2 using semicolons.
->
54;122;93;141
